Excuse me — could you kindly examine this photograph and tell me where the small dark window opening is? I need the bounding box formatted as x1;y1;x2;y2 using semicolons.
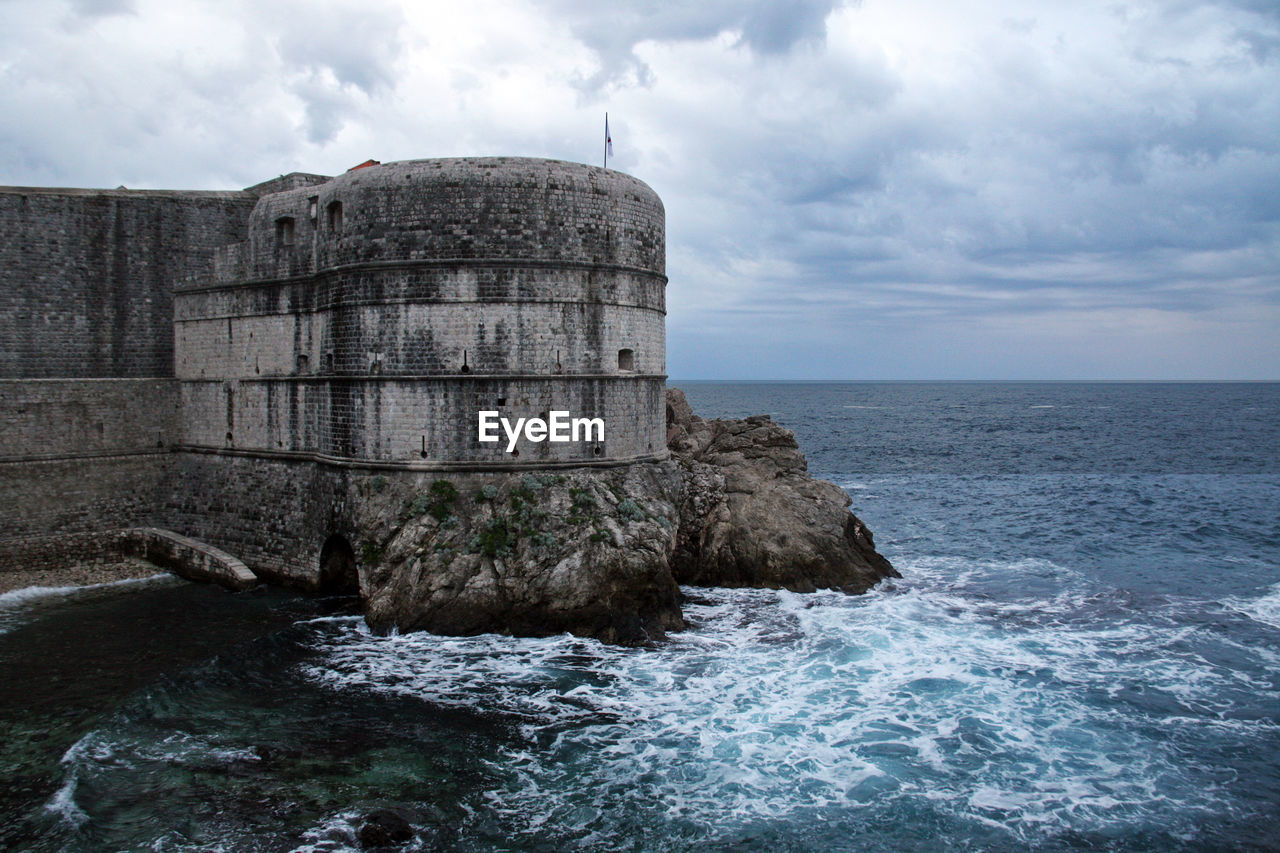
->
276;217;295;246
496;397;507;407
326;201;343;233
593;446;603;456
297;353;309;373
308;196;319;222
325;352;335;372
618;348;635;371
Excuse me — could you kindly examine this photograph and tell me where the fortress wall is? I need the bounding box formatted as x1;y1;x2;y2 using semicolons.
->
175;375;667;465
306;158;664;276
174;284;666;378
212;160;665;284
0;379;178;460
0;378;178;564
157;451;347;585
172;158;669;471
0;188;257;379
0;455;171;558
0;159;670;585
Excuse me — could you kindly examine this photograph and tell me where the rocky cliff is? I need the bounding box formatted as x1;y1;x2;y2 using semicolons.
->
356;390;897;643
664;388;897;593
358;463;686;645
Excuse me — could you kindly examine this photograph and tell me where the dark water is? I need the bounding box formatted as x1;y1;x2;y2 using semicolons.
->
1;382;1277;851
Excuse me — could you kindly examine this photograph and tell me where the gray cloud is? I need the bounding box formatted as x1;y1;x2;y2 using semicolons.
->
269;1;406;94
534;0;844;89
66;0;133;16
0;0;1276;377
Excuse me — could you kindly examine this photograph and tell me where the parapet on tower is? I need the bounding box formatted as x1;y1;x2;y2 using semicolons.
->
173;157;669;468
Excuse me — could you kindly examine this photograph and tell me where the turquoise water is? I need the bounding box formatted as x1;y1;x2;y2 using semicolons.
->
1;382;1277;851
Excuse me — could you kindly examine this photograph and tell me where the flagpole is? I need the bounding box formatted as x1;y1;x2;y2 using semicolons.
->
604;113;609;169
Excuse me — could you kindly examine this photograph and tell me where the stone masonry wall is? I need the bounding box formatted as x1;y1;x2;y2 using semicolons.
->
0;159;671;589
175;267;665;377
176;375;666;464
0;379;178;566
0;188;257;379
157;452;349;586
0;454;170;550
174;158;669;471
0;379;177;460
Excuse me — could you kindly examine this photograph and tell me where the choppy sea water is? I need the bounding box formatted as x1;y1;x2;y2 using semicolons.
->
1;381;1277;851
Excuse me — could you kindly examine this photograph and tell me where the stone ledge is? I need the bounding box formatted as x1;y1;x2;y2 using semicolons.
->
125;528;258;590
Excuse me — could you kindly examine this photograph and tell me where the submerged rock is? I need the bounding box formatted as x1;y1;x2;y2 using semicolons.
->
665;388;898;593
356;390;895;643
356;807;415;848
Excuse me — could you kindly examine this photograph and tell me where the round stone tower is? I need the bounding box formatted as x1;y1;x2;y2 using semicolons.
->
174;157;668;468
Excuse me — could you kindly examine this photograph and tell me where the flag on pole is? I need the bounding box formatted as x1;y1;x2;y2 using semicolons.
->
605;113;613;167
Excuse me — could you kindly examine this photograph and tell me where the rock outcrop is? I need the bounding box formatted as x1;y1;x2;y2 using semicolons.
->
357;463;685;645
356;390;896;644
665;388;897;593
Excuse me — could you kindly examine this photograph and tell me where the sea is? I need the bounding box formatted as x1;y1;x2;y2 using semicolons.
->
1;381;1277;852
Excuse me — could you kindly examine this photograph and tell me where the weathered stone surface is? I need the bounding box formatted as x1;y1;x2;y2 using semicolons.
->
665;388;897;593
357;463;685;645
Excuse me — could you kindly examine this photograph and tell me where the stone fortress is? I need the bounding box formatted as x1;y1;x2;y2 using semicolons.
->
1;155;894;642
1;157;670;592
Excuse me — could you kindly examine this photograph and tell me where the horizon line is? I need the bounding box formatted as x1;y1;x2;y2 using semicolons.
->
665;378;1280;383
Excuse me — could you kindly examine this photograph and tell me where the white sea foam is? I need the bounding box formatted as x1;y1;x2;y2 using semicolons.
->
294;556;1271;848
45;736;94;827
44;773;88;827
0;573;171;607
1227;582;1280;630
288;812;361;853
0;574;177;635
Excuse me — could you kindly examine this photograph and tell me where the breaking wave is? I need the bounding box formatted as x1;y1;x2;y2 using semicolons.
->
294;557;1280;850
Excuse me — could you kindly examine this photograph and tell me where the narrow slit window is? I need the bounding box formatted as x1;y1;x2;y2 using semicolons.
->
326;201;343;233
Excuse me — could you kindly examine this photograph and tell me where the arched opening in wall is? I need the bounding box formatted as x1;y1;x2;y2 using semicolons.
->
275;217;295;246
618;348;635;372
326;201;343;233
318;534;359;594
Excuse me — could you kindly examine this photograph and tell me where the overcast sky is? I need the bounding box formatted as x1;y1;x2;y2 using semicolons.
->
2;0;1277;378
